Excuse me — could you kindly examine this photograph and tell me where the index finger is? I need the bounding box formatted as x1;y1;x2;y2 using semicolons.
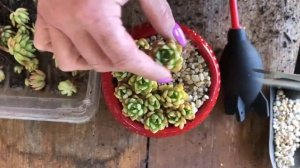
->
79;3;172;82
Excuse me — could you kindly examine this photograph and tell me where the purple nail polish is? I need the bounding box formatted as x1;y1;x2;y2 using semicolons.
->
158;77;173;84
173;23;187;47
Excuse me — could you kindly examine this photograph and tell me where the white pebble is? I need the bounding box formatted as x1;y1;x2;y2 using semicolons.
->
196;100;203;108
191;75;200;82
199;73;205;81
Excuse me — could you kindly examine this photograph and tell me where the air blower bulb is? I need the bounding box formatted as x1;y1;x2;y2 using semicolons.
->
219;0;269;122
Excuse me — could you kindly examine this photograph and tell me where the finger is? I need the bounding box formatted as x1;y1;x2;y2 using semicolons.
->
33;15;53;52
63;29;114;72
83;15;172;82
139;0;187;46
48;27;92;71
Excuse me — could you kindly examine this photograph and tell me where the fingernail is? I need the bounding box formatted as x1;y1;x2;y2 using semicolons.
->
173;23;187;47
158;77;173;84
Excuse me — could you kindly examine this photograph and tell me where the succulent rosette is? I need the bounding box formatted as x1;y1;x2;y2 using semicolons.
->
144;110;168;133
153;40;183;72
25;69;46;91
114;84;133;101
159;84;188;108
58;80;77;96
128;75;158;95
122;95;147;121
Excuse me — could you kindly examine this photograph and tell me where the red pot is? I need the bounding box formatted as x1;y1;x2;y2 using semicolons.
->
101;23;220;138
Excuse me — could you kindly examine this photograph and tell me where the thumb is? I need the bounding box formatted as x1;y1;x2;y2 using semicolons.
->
139;0;187;46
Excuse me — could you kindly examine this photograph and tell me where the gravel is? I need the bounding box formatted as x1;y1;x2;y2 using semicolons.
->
173;41;211;113
273;90;300;168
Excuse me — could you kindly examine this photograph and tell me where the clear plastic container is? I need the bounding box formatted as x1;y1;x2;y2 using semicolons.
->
0;70;100;123
0;1;101;123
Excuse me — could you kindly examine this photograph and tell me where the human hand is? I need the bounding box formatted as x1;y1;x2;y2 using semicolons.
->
34;0;187;83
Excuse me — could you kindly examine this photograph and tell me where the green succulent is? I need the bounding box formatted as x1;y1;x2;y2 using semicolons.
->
14;65;24;74
144;110;168;133
0;26;15;46
145;93;161;111
16;25;30;35
10;8;30;27
8;33;36;58
136;38;150;50
179;103;195;120
128;75;158;95
114;84;133;101
0;69;5;82
25;69;46;91
112;72;132;82
58;80;77;96
153;40;183;72
159;84;188;108
25;58;39;72
122;96;147;121
166;109;187;129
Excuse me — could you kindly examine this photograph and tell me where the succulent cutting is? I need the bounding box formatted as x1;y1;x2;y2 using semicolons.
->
153;40;183;73
112;36;212;134
25;69;46;91
58;80;77;96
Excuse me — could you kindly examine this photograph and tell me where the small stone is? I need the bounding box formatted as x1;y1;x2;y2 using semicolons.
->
196;82;202;87
188;95;193;101
198;57;204;63
197;64;203;69
199;73;205;81
192;75;200;82
196;100;203;108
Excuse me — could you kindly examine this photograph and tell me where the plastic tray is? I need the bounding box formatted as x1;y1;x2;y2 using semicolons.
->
0;52;100;123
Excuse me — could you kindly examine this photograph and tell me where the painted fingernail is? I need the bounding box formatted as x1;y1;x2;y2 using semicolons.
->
158;77;173;84
173;23;187;47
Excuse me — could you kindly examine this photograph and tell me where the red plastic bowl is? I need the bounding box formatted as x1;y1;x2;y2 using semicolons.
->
101;23;220;138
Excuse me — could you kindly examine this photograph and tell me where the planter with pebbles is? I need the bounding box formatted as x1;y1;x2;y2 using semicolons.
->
102;24;220;138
